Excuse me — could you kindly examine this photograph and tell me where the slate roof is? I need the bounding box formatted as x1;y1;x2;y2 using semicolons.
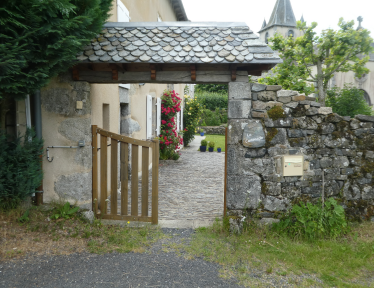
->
77;22;282;65
259;0;297;32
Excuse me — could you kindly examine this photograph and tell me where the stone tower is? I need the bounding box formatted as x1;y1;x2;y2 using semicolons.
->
258;0;304;43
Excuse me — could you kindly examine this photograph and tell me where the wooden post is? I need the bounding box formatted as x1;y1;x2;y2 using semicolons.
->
224;127;227;217
152;140;159;224
111;138;118;215
100;134;108;215
120;142;129;215
142;147;149;216
131;145;139;216
92;125;98;214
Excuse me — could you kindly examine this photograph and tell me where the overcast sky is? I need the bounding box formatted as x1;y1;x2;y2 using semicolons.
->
183;0;374;36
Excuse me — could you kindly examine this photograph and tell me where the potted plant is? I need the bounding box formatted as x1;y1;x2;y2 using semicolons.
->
200;129;204;136
217;147;222;153
208;141;215;152
200;139;207;152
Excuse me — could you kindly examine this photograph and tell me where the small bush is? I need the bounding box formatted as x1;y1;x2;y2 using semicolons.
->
326;84;373;118
272;198;349;241
195;92;228;110
0;129;43;210
208;141;215;148
183;95;203;146
201;140;208;146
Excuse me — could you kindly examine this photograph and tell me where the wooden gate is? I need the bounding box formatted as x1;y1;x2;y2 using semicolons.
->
91;125;159;224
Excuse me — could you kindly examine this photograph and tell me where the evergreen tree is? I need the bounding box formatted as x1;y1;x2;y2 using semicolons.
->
0;0;112;99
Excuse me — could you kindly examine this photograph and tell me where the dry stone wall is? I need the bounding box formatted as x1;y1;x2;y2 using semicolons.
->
227;82;374;221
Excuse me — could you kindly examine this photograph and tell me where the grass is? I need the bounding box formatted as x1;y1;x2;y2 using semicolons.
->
164;219;374;287
0;202;164;260
201;134;225;152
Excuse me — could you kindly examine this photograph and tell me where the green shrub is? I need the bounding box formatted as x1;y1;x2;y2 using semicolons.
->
183;95;203;146
208;141;215;148
200;108;221;126
0;129;43;210
272;198;349;241
201;140;208;146
326;84;373;118
195;92;228;110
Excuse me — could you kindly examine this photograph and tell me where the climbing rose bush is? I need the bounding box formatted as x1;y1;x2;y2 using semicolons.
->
159;90;183;160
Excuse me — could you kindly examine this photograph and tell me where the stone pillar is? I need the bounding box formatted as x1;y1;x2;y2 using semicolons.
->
227;82;263;212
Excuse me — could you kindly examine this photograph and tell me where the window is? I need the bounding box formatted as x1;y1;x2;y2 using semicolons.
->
265;32;269;44
103;104;110;130
288;30;294;37
361;90;372;106
117;0;130;22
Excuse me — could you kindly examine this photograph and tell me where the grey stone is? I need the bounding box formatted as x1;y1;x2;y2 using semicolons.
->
355;115;374;122
281;186;301;198
228;100;251;119
320;157;333;168
120;118;141;135
55;172;91;202
310;101;321;107
293;117;318;130
306;107;319;116
242;121;266;148
228;82;251;100
82;210;95;224
343;181;361;200
244;148;267;158
263;182;281;196
362;186;374;200
264;118;292;128
277;90;298;97
262;195;290;211
251;83;267;92
266;85;282;91
333;156;350;168
242;158;274;176
326;113;344;123
310;159;320;169
258;91;277;101
318;107;333;115
227;175;261;209
320;123;336;134
350;119;361;129
360;122;373;128
257;218;280;226
285;102;299;109
277;96;291;104
59;118;91;143
269;128;288;146
227;145;244;175
288;129;304;138
229;218;243;234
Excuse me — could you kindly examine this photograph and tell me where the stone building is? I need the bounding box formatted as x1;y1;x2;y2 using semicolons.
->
0;0;188;207
258;0;374;105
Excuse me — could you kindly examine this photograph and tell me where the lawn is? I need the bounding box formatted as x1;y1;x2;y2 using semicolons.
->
202;134;225;152
165;219;374;287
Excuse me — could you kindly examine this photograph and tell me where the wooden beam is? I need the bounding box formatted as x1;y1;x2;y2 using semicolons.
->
72;67;79;81
190;64;196;81
150;64;156;80
110;64;118;80
230;65;237;81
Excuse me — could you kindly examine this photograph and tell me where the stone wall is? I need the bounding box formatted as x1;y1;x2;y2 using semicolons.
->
227;82;374;221
200;125;226;135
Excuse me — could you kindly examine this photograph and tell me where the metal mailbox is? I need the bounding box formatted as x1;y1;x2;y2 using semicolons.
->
282;155;304;176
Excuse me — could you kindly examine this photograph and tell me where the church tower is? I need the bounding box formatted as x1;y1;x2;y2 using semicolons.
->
258;0;304;43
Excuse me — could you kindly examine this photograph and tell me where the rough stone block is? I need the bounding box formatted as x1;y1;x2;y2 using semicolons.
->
252;101;282;110
300;100;311;105
227;119;250;145
350;119;360;130
293;117;318;130
319;122;336;134
55;172;92;202
361;185;374;200
227;145;244;175
263;182;281;196
306;107;319;116
326;113;344;123
266;85;282;91
252;92;258;101
307;134;323;148
355;114;374;122
287;129;304;138
285;102;299;109
264;118;292;128
343;181;361;200
229;82;251;100
277;90;298;97
277;96;292;104
318;107;333;115
242;158;274;175
303;161;309;171
261;195;290;211
242;121;266;148
268;147;288;157
281;186;301;198
310;101;321;107
365;151;374;159
251;83;267;92
269;128;288;146
320;157;333;168
227;175;261;209
228;100;251;119
292;95;306;101
244;148;267;158
252;111;267;118
59;118;91;143
310;159;320;169
258;91;277;101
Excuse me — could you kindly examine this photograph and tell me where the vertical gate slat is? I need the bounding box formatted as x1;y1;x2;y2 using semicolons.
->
111;138;118;215
142;147;149;216
120;142;129;215
92;125;98;214
100;134;108;215
152;140;159;224
131;145;139;216
224;127;228;217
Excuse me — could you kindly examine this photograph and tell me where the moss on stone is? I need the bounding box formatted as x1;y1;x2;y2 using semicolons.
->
261;182;268;194
336;121;349;132
291;105;306;117
265;128;278;148
267;106;286;120
289;137;304;147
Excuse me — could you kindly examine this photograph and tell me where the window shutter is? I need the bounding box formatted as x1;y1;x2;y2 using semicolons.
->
156;98;161;137
176;112;180;132
146;95;153;139
180;104;183;132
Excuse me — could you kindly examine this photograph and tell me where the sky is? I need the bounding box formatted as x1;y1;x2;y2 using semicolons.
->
182;0;374;36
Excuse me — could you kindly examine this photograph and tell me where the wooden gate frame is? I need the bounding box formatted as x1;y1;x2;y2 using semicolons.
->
91;125;159;224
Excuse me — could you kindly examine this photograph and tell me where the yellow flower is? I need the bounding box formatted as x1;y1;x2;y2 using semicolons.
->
127;221;130;224
188;113;191;115
189;107;192;110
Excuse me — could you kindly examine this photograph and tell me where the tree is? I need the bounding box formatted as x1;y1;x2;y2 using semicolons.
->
0;0;112;99
326;85;373;118
195;84;228;94
259;19;373;106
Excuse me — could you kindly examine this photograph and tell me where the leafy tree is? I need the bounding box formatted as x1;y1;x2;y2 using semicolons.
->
259;19;373;106
195;84;228;94
0;0;112;99
326;84;373;118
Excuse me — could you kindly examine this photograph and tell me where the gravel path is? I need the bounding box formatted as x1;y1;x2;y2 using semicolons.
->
0;229;242;288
